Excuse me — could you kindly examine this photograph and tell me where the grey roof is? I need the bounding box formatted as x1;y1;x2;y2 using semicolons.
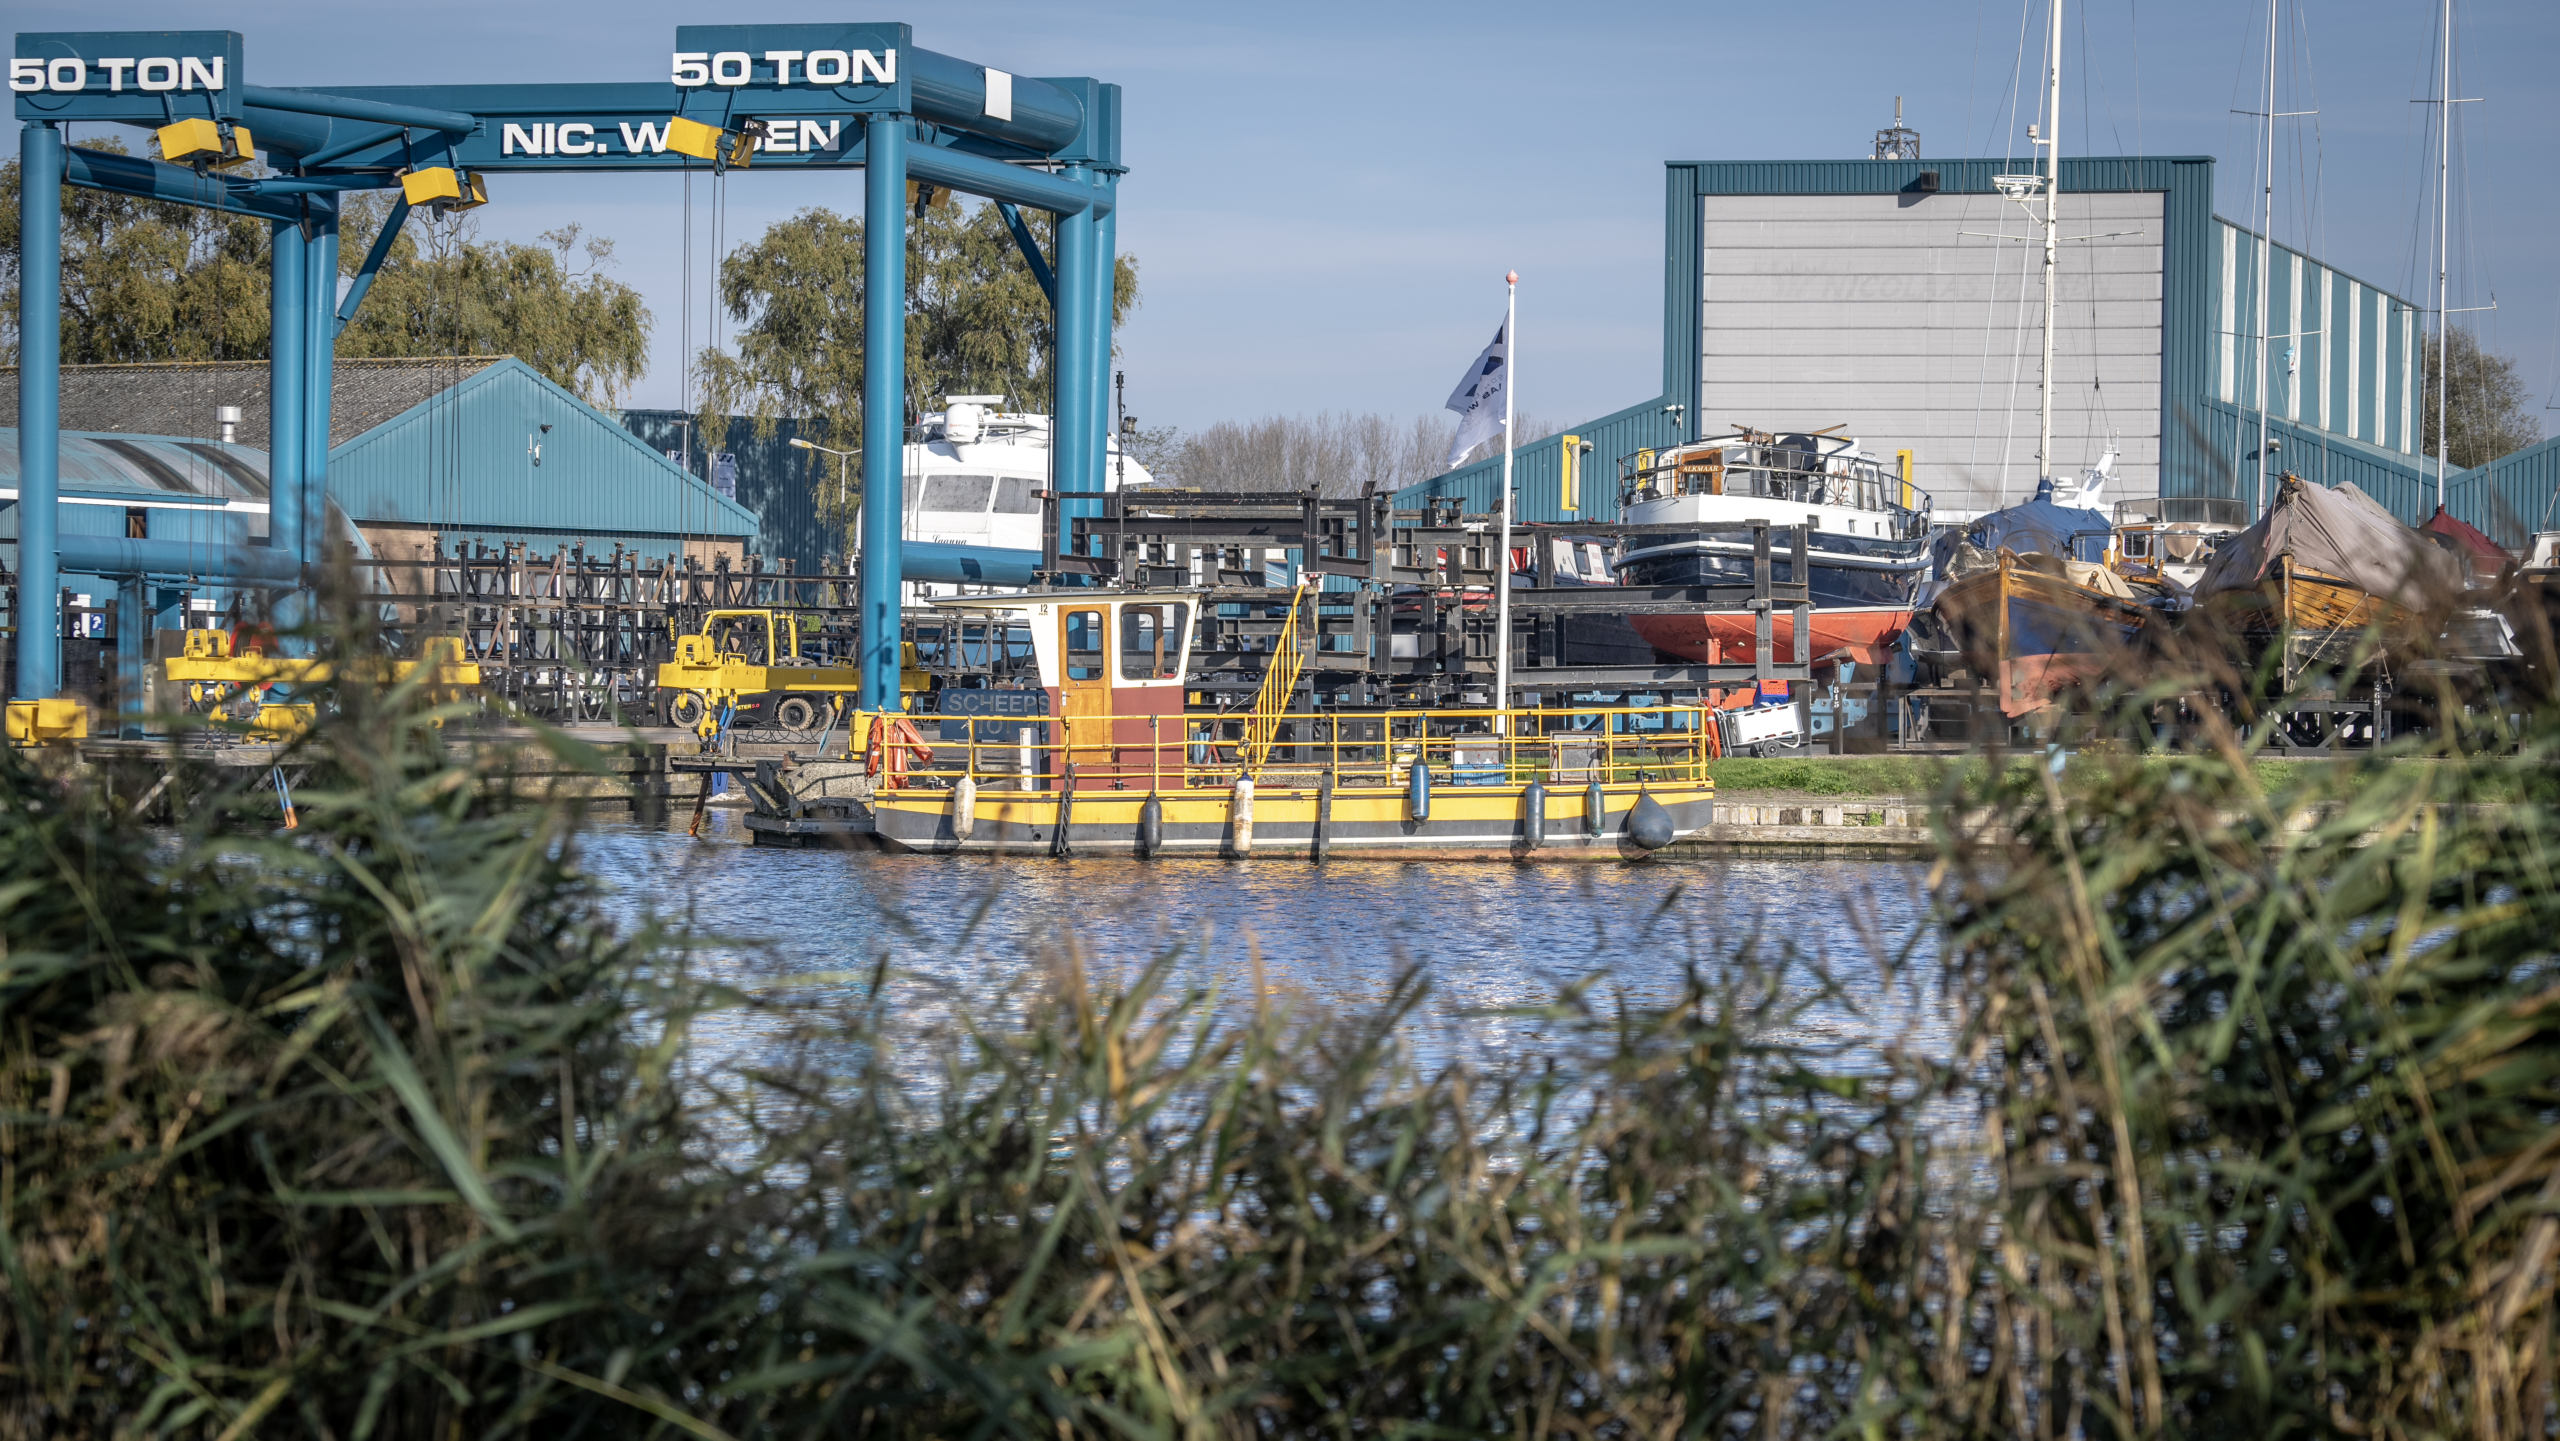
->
0;427;269;502
0;357;505;451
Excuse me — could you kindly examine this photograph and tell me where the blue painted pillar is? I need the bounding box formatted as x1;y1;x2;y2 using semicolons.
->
1053;164;1095;560
115;573;149;736
268;217;306;570
859;115;908;711
302;207;338;566
1091;172;1119;501
14;123;62;700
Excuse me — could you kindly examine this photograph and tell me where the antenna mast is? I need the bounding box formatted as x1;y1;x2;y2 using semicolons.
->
2037;0;2063;484
2256;0;2277;517
2433;0;2451;511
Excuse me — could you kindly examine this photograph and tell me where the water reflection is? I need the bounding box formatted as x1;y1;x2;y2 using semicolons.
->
581;809;1947;1075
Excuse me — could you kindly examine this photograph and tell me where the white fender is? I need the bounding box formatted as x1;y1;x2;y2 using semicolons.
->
952;772;977;841
1229;775;1254;857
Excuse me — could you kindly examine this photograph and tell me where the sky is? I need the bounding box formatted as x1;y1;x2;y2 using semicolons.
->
15;0;2558;443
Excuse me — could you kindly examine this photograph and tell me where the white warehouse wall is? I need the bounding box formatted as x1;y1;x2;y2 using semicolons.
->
1697;192;2165;515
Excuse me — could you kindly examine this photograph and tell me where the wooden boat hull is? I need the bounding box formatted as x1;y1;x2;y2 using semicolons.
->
1934;558;2149;716
866;779;1713;860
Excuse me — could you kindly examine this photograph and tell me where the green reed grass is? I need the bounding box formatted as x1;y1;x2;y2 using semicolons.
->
7;617;2560;1437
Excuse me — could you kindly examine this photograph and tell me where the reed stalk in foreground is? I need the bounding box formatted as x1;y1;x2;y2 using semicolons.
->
4;628;2559;1437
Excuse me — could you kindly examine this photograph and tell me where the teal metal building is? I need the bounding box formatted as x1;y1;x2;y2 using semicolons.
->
620;410;841;573
1401;157;2548;541
328;358;759;566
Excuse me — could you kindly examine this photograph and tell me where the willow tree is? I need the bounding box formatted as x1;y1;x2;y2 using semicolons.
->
689;198;1140;460
0;140;269;366
336;193;650;407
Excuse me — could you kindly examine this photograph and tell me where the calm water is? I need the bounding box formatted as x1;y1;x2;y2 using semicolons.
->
580;808;1949;1074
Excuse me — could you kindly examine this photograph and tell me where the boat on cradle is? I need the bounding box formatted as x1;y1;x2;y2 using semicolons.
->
1924;472;2170;717
1612;428;1932;666
894;396;1156;596
2193;474;2464;685
842;589;1714;859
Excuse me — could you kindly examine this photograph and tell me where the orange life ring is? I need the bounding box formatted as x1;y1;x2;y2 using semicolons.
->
865;715;936;785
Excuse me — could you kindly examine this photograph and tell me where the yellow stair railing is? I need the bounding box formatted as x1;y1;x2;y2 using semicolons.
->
1239;582;1310;774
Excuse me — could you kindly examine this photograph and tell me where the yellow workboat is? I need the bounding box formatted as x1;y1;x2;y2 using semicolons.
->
859;590;1713;860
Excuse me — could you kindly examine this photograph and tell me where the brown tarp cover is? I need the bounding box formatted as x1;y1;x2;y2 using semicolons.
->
2197;476;2463;610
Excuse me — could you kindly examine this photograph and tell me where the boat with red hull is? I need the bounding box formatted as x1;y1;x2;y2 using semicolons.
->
1612;429;1933;667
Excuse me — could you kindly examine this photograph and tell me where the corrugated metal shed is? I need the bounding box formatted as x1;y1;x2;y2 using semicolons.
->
1405;156;2436;532
622;410;834;569
327;358;757;543
1397;397;1684;522
2451;434;2560;547
2209;221;2420;455
2192;399;2433;520
0;357;505;450
0;427;365;556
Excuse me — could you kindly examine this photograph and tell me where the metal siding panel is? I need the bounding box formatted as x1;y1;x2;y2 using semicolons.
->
1663;165;1700;438
2457;434;2560;545
1696;190;2164;512
325;359;757;542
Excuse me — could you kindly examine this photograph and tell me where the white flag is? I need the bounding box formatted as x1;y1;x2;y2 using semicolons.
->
1442;320;1509;467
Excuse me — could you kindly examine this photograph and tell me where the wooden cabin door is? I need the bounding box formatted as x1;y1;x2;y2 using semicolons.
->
1057;606;1115;785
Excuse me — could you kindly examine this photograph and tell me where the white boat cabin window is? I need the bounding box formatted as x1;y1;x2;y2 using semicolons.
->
993;477;1042;514
2121;532;2154;558
921;475;995;511
1064;609;1106;680
1119;603;1188;680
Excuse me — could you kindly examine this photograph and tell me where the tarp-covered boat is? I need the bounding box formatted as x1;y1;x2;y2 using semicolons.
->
2196;476;2463;632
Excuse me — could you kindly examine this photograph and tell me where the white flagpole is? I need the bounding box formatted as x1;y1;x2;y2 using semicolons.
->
1495;270;1517;731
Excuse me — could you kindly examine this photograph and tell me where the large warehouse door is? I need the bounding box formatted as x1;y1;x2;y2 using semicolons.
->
1699;191;2164;516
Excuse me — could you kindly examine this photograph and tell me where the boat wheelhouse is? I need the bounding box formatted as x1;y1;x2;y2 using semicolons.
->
1613;428;1933;666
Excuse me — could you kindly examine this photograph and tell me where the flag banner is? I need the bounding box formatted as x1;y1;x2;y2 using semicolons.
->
1443;320;1509;467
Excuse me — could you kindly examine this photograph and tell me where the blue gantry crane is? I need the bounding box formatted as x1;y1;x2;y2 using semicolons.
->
9;24;1121;729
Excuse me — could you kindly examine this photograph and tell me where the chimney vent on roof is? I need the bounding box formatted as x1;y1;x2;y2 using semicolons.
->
215;405;242;445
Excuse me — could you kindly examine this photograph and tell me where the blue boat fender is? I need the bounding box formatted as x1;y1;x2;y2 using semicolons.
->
1522;780;1546;849
1137;793;1163;857
1626;792;1676;852
1584;781;1606;836
1407;757;1432;822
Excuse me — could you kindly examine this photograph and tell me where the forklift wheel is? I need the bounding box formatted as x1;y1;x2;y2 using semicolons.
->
666;691;709;730
774;695;819;731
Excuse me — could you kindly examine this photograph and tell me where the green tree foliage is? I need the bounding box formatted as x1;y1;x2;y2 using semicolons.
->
2423;325;2545;469
336;194;651;407
0;139;269;366
0;145;648;406
692;198;1140;462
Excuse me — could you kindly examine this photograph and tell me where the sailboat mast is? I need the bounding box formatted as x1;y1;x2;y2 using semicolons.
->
2433;0;2451;511
2255;0;2277;517
2038;0;2062;482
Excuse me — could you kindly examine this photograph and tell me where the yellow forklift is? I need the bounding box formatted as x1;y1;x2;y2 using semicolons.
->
655;609;923;736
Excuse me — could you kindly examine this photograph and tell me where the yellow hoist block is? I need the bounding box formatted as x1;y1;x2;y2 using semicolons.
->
5;697;89;745
157;118;254;171
183;628;234;660
906;180;954;215
250;703;316;739
662;115;729;163
399;167;488;212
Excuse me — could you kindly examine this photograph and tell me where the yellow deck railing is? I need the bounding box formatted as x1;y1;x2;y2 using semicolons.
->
890;703;1715;793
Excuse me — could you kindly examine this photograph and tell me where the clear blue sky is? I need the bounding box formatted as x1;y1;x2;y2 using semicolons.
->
17;0;2557;441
